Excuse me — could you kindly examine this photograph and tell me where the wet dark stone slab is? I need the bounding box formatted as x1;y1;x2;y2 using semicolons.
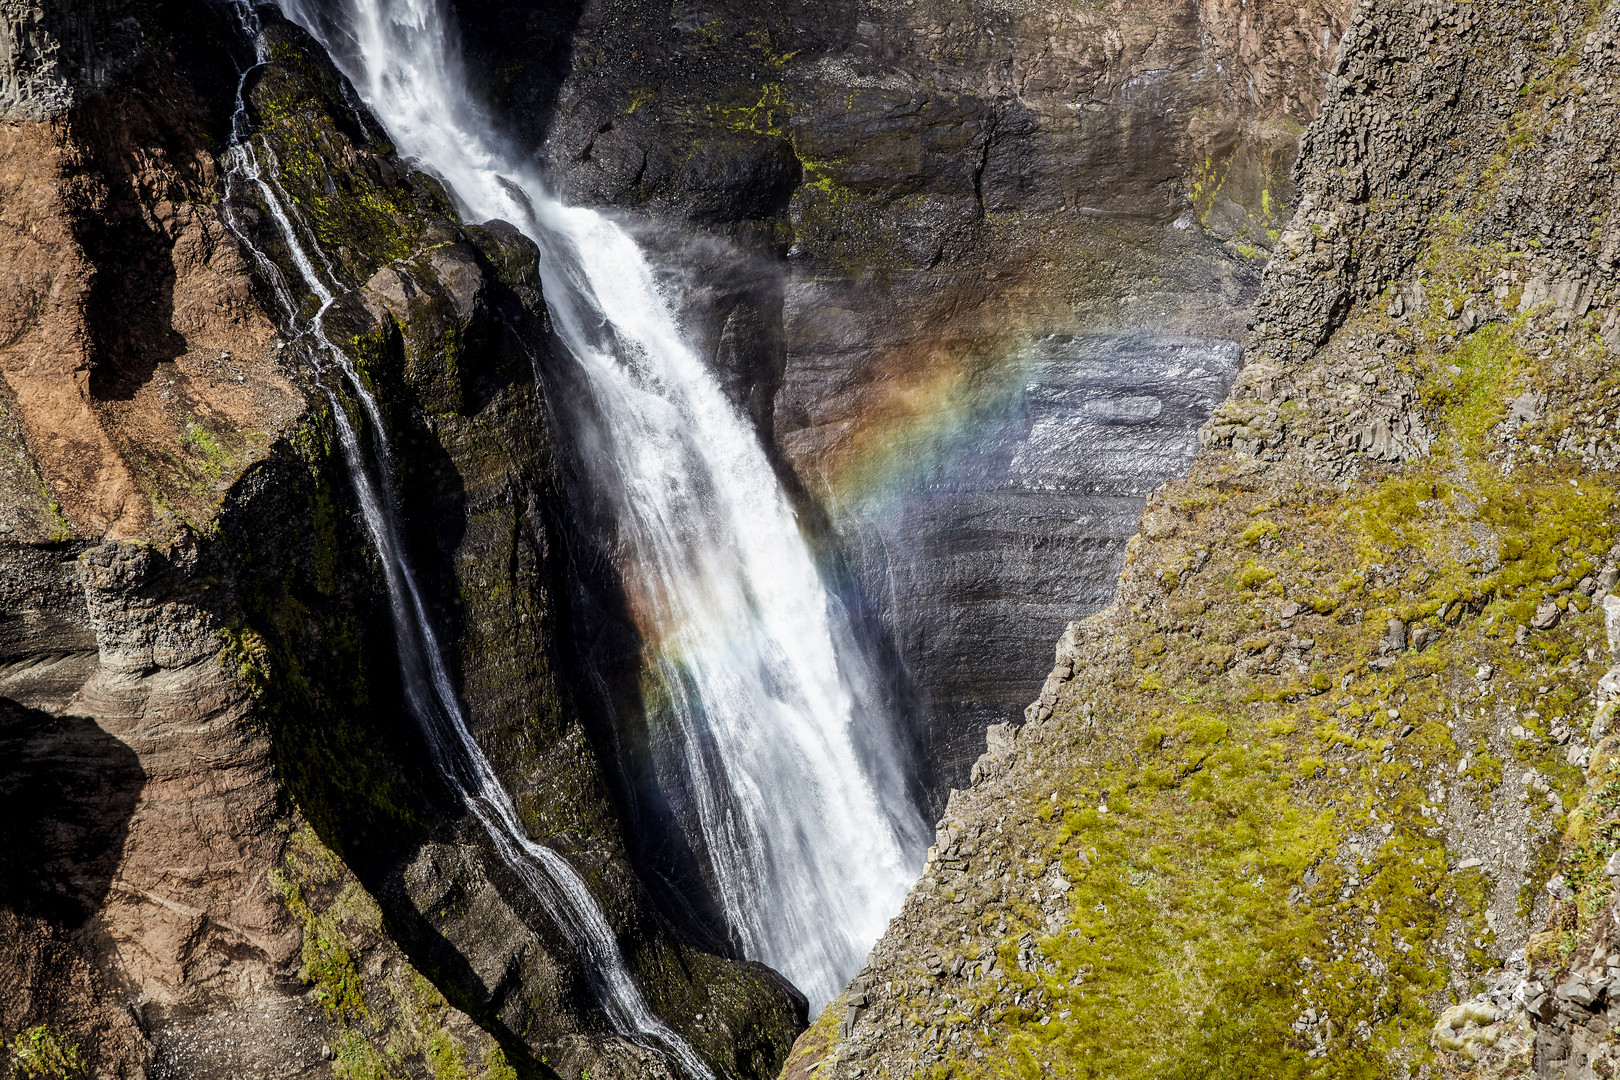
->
834;333;1240;807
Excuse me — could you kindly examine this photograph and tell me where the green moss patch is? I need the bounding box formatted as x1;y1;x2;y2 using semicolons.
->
271;826;519;1080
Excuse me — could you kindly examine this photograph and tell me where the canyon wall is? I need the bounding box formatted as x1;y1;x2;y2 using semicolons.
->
785;0;1620;1076
0;5;798;1076
453;0;1349;806
29;0;1620;1075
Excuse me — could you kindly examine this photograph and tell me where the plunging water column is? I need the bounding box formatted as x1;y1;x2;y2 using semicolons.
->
276;0;928;1012
217;5;712;1075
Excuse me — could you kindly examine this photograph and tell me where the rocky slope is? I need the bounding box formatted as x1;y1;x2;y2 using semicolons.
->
782;0;1620;1076
0;4;798;1077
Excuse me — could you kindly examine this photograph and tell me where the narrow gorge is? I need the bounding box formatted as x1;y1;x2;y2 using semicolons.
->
8;0;1620;1078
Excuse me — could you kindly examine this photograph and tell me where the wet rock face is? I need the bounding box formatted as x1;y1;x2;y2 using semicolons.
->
838;333;1241;794
456;0;1348;799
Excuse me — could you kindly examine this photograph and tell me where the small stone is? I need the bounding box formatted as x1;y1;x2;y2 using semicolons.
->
1455;858;1482;870
1548;874;1575;902
1388;708;1401;720
1384;617;1408;652
1603;850;1620;877
1143;510;1178;540
1532;600;1562;630
320;1045;335;1061
1581;576;1599;596
1399;724;1414;738
1516;624;1531;645
1557;977;1599;1008
0;522;12;534
1606;594;1620;656
1509;391;1546;426
1476;663;1494;681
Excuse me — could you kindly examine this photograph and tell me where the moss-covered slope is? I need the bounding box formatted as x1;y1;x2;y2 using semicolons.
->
782;0;1620;1076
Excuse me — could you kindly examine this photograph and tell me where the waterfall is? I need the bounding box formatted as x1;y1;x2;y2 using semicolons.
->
217;6;713;1076
272;0;928;1016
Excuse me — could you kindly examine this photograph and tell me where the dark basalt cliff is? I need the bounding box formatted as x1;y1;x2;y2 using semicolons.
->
451;0;1349;802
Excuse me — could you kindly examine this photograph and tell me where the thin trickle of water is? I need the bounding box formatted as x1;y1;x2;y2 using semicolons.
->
217;6;712;1076
274;0;929;1013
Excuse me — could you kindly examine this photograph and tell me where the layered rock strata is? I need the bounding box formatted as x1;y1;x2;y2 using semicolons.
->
0;5;799;1077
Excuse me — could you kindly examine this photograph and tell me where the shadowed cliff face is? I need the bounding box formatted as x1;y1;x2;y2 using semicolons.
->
835;332;1243;775
453;0;1348;799
0;701;143;925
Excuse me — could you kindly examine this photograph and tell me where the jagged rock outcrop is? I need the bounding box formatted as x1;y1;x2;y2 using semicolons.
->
783;0;1620;1075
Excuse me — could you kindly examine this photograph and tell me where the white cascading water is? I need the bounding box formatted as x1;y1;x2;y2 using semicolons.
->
274;0;929;1011
217;6;713;1076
